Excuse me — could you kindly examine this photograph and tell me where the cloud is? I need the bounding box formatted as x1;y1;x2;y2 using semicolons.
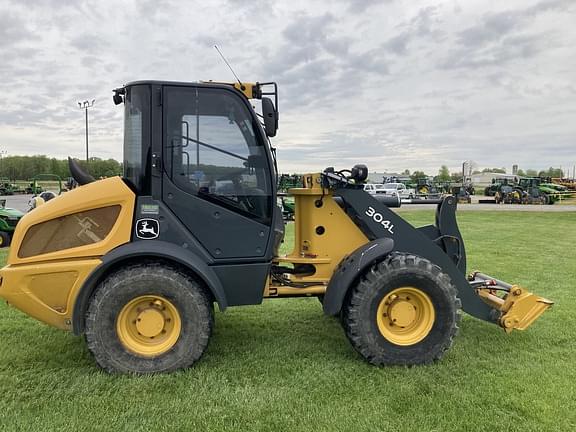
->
441;0;574;70
0;0;574;175
335;0;393;14
381;5;443;57
440;33;549;69
70;34;109;53
0;12;38;48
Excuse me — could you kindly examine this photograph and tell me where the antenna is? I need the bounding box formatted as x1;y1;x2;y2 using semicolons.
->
214;45;242;86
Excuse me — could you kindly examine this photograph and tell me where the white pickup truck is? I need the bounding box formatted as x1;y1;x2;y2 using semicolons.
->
363;183;401;207
364;183;416;200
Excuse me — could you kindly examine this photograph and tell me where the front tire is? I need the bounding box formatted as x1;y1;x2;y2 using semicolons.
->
342;254;461;365
85;263;213;374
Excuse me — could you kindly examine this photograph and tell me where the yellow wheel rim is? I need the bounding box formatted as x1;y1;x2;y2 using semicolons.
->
116;295;181;357
376;287;435;346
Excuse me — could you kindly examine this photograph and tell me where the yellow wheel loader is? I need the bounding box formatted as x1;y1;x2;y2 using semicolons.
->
0;80;553;373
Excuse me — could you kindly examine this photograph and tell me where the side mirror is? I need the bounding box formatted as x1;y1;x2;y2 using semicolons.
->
261;97;278;137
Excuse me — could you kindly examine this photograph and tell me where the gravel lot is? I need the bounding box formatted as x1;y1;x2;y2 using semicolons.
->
1;194;34;213
397;202;576;212
3;192;575;214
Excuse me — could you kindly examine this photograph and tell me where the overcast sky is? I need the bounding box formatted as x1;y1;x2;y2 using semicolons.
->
1;0;575;175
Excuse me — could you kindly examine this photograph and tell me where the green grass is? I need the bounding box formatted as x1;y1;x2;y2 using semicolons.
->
1;211;575;431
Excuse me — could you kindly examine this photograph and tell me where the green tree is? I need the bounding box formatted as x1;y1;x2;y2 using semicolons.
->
526;169;538;177
0;155;121;180
482;167;506;174
437;165;451;182
450;172;462;182
538;167;564;178
410;170;427;182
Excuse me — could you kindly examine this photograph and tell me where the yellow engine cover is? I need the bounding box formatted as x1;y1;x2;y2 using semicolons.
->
0;177;135;329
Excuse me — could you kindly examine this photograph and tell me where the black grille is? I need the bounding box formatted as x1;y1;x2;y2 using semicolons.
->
6;218;19;227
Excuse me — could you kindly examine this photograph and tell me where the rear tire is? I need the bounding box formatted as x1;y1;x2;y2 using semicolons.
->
0;231;10;248
342;254;461;365
85;263;213;374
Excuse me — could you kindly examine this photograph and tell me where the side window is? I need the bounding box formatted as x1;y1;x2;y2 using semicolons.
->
163;87;271;222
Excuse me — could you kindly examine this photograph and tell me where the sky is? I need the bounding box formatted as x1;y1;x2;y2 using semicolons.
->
0;0;575;175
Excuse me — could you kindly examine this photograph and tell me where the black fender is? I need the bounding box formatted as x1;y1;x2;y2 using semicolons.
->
71;241;227;335
323;238;395;316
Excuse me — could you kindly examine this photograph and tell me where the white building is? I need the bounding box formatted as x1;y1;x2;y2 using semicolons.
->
470;172;519;189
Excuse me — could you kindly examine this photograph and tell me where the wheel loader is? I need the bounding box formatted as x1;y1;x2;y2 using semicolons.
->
0;80;553;373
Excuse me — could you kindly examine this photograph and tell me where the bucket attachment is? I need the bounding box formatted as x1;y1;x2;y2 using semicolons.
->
469;272;553;333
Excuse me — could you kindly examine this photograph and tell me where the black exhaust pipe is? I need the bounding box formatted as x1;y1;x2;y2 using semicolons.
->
68;157;95;185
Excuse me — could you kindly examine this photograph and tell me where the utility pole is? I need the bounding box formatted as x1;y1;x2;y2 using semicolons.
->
0;150;6;179
78;99;95;165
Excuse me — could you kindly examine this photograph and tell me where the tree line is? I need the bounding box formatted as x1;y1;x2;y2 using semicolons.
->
0;155;122;180
430;166;566;183
0;155;567;183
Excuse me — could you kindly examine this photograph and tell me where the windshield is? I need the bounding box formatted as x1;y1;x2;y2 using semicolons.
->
163;86;272;222
383;183;398;189
123;85;151;193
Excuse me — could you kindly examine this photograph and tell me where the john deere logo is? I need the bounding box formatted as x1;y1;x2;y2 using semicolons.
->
136;219;159;239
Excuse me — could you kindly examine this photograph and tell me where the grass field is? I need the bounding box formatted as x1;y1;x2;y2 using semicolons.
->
0;211;575;431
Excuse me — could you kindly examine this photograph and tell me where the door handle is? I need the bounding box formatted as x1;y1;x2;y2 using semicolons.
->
152;153;161;169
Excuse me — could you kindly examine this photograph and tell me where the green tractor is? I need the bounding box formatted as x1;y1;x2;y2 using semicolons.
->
518;178;566;205
277;174;302;193
540;182;573;199
484;178;511;197
277;175;300;220
278;194;295;220
411;178;441;198
0;199;24;247
25;174;63;196
489;179;523;204
0;178;21;196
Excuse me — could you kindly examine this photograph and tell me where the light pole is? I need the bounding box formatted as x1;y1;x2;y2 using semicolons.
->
78;99;95;164
0;150;6;177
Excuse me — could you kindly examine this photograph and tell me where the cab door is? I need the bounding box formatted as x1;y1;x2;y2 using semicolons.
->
161;85;274;261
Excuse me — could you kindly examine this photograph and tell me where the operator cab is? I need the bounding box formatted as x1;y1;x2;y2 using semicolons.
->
114;81;283;262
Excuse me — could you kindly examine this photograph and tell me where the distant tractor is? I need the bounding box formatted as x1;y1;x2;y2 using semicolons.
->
451;185;472;204
0;199;24;247
0;179;20;196
540;182;573;199
494;183;522;204
26;174;63;196
484;178;507;197
278;174;302;193
518;178;564;205
409;178;441;198
552;178;576;191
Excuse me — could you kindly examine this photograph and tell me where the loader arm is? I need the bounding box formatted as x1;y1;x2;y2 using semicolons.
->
327;172;552;330
335;186;495;322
